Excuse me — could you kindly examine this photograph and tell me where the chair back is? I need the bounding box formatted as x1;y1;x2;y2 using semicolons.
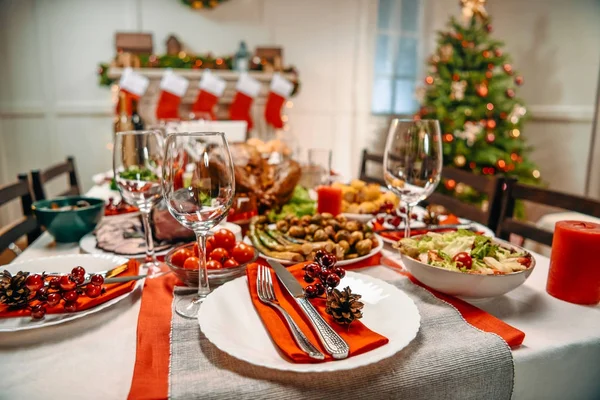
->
0;174;41;253
358;149;385;186
427;167;505;232
31;156;81;201
497;180;600;246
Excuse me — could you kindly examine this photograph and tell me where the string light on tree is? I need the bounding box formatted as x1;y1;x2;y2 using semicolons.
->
454;155;467;167
515;76;524;85
425;76;434;85
510;128;521;138
486;119;496;129
486;103;494;111
445;179;457;191
503;64;513;75
506;88;515;98
486;133;496;143
532;170;541;179
476;84;489;97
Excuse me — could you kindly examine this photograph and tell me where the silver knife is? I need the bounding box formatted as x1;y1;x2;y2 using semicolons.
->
267;260;350;360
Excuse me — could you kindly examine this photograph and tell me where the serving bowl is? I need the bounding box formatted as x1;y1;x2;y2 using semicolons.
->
165;243;258;287
397;236;536;299
32;196;105;243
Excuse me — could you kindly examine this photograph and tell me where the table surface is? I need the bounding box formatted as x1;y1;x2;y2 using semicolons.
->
1;215;599;399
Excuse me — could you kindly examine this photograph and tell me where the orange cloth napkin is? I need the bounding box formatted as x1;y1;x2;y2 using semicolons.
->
0;259;140;318
246;261;389;363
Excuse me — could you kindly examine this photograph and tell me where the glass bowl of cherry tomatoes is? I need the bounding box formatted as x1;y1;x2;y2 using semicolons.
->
165;228;258;287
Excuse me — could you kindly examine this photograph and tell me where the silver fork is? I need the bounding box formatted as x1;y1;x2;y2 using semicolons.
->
256;265;325;360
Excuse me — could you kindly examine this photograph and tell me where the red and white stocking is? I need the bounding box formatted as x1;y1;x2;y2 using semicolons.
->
191;69;226;120
116;67;149;115
264;73;293;129
229;73;261;130
156;70;189;120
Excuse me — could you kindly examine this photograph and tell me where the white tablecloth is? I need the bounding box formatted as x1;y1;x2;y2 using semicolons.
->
1;228;599;399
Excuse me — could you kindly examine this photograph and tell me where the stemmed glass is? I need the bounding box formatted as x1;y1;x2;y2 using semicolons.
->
113;130;164;275
383;119;443;238
162;132;235;318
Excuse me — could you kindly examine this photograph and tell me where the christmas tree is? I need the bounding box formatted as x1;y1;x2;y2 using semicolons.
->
416;0;540;206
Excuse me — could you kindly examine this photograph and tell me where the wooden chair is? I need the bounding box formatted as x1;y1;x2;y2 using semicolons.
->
0;174;41;254
427;167;506;233
358;149;385;186
497;180;600;246
31;156;81;201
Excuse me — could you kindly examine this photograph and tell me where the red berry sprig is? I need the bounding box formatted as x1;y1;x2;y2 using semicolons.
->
25;267;106;320
302;250;345;298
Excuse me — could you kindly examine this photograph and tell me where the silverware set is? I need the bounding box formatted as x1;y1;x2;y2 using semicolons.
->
262;260;350;360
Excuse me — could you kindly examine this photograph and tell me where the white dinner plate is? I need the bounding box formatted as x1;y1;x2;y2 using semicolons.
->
246;237;384;267
198;271;421;372
0;254;140;332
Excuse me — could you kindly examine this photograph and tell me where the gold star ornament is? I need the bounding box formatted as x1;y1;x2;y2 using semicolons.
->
460;0;488;20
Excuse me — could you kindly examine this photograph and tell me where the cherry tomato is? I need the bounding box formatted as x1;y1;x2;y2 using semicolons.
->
206;236;216;255
517;257;532;268
206;260;222;270
232;243;255;264
209;247;230;263
183;257;200;270
452;252;473;269
223;259;239;269
171;248;194;267
213;229;236;250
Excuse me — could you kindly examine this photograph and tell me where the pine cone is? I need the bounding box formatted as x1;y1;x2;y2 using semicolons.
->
325;286;364;325
0;270;31;309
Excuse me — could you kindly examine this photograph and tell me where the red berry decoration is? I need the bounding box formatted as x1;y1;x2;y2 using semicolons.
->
303;273;315;283
314;250;326;264
325;274;341;289
85;284;102;298
72;273;85;284
62;290;79;303
36;286;49;301
319;268;331;282
319;254;336;269
64;301;77;312
25;274;43;292
304;285;318;298
333;267;346;279
305;262;321;278
314;283;325;296
390;216;402;227
59;275;76;291
71;266;86;278
90;274;104;286
31;304;47;319
49;277;61;289
46;292;61;307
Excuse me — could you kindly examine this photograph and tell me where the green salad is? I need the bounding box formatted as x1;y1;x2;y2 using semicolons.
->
267;186;316;221
119;166;158;182
397;230;532;275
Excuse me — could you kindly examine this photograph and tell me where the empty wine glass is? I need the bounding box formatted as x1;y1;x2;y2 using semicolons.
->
162;132;235;318
113;130;164;275
383;119;443;238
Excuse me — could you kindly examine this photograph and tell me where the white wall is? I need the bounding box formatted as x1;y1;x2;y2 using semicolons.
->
0;0;599;228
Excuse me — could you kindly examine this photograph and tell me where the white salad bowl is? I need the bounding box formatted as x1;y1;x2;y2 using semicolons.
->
398;237;536;299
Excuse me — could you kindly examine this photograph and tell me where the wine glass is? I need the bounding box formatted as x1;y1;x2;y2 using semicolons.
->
308;148;333;186
383;119;443;238
113;130;164;275
162;132;235;318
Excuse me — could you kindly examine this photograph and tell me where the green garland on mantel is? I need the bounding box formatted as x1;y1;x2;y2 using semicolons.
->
180;0;229;9
97;54;300;95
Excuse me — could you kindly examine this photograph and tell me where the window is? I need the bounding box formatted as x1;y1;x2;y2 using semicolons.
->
372;0;422;115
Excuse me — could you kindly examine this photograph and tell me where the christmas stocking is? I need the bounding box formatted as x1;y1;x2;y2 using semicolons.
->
191;69;226;120
264;73;293;129
229;73;261;130
156;70;189;120
116;67;149;115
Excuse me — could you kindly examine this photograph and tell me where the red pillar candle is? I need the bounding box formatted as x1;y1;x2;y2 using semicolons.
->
316;186;342;216
547;221;600;305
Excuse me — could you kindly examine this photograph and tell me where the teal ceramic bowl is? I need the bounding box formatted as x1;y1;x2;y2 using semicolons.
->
32;196;105;243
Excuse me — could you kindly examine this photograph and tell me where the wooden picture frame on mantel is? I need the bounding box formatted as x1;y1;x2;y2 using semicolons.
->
255;47;283;72
115;32;154;54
